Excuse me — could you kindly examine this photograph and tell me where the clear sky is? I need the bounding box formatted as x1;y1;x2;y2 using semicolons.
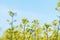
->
0;0;59;36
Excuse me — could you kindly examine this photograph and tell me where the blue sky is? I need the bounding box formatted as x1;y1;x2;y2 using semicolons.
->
0;0;59;36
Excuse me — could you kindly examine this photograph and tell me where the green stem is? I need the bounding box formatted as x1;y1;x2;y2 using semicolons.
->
24;25;25;40
11;16;14;40
46;28;48;40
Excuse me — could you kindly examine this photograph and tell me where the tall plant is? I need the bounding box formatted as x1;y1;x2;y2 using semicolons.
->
6;10;17;40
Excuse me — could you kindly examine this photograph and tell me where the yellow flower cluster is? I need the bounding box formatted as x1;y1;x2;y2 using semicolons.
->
0;18;60;40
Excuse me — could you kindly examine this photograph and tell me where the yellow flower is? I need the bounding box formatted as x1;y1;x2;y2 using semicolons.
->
26;28;29;31
32;20;39;24
52;20;57;26
38;36;43;40
58;2;60;7
24;32;30;37
31;24;36;29
58;35;60;40
34;31;38;36
22;18;29;24
42;25;45;30
44;31;47;35
12;34;15;39
28;37;34;40
20;24;22;28
43;38;47;40
36;28;41;34
48;28;51;32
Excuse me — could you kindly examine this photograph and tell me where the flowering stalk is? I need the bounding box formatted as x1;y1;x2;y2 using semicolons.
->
44;23;51;40
55;0;60;39
57;16;60;40
22;18;29;40
8;10;16;40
